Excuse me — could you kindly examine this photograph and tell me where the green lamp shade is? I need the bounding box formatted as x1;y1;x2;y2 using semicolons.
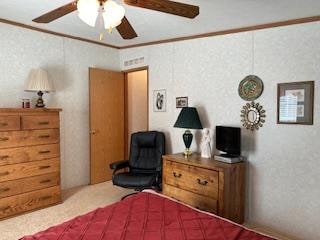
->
174;107;203;156
174;107;203;130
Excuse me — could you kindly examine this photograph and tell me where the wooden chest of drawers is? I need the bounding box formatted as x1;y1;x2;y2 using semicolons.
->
0;108;61;219
162;153;245;223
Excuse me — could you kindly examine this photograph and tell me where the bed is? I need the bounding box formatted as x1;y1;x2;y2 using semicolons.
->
21;190;276;240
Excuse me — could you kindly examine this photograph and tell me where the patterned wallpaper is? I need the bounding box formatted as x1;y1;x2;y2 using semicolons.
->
0;23;120;190
120;22;320;240
0;18;319;240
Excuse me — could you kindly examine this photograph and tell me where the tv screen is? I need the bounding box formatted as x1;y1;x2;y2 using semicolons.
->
216;126;241;156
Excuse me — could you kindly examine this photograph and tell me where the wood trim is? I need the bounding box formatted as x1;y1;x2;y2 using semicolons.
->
0;108;62;113
122;66;149;73
119;15;320;49
0;18;119;49
1;15;319;50
124;73;129;159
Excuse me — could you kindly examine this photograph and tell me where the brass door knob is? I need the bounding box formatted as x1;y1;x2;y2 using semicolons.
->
90;130;97;135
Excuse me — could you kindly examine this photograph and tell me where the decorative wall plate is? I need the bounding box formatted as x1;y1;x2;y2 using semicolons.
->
238;75;264;101
240;102;266;131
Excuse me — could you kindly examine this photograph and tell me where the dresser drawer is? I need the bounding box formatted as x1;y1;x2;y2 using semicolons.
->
0;129;59;149
22;115;59;130
0;144;59;166
0;186;60;219
163;184;217;213
165;161;219;199
0;116;20;132
0;158;59;182
0;172;59;198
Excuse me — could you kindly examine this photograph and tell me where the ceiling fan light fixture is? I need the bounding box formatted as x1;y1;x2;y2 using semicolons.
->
77;0;100;27
102;0;125;30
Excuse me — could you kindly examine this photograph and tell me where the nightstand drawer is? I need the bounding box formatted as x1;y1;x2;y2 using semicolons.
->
22;115;59;130
0;172;59;198
0;129;59;149
0;158;59;182
0;116;20;132
165;161;219;199
0;186;60;219
163;184;217;213
0;144;59;166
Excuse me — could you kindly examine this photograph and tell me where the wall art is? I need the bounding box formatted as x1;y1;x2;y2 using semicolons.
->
153;89;166;112
277;81;314;125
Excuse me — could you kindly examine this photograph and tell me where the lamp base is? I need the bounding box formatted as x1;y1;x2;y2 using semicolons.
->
36;91;45;108
182;129;193;157
184;148;192;157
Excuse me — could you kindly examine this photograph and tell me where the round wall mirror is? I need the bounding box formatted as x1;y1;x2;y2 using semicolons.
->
247;110;258;123
241;102;266;130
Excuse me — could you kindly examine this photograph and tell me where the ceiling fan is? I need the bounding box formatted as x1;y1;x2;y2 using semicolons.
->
32;0;200;40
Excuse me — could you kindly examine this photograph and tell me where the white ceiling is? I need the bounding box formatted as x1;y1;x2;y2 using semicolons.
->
0;0;320;48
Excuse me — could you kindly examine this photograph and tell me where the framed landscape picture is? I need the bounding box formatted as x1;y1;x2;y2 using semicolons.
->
176;97;188;108
153;89;166;112
277;81;314;125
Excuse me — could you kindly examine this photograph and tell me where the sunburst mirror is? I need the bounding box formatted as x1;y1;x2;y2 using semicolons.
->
240;102;266;131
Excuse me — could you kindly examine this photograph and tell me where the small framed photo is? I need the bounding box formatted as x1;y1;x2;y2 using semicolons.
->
176;97;188;108
277;81;314;125
153;89;166;112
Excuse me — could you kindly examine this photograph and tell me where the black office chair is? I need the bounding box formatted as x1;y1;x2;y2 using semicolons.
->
110;131;165;192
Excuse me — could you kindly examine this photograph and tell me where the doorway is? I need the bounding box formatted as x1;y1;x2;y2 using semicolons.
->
89;67;149;184
125;68;149;158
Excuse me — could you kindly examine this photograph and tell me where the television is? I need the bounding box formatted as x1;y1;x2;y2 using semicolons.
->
216;126;241;157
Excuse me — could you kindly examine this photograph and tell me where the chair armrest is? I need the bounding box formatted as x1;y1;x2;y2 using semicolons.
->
109;160;129;170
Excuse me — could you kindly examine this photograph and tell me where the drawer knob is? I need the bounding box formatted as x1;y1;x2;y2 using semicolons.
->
0;187;10;193
173;172;182;178
40;179;51;184
0;137;9;142
38;135;50;139
38;121;50;125
0;171;9;177
0;155;9;160
39;166;51;170
197;178;208;186
0;123;8;127
38;150;51;154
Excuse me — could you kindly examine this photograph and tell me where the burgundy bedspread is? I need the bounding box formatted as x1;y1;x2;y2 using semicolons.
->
21;192;275;240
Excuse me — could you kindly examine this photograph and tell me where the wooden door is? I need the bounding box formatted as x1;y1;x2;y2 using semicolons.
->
89;68;124;184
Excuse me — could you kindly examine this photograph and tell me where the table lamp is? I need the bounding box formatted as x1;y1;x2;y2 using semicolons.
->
25;68;54;108
174;107;203;156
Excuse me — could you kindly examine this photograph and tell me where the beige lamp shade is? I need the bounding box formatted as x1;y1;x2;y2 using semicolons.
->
25;68;54;92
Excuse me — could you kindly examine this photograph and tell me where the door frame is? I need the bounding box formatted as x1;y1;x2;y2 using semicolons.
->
123;66;149;159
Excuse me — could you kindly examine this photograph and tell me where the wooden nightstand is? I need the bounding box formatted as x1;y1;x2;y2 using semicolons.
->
162;153;246;223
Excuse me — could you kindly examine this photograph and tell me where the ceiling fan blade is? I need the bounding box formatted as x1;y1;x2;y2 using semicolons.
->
124;0;199;18
33;1;77;23
116;16;138;39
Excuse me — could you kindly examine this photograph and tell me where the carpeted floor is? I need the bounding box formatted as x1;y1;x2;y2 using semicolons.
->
0;181;134;240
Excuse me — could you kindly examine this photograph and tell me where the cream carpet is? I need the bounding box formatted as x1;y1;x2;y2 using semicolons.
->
0;181;134;240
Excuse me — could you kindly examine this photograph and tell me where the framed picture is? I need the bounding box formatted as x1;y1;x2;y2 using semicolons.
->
277;81;314;125
153;89;166;112
176;97;188;108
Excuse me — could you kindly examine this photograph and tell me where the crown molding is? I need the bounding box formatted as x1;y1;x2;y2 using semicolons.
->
119;15;320;49
1;15;320;50
0;18;120;49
